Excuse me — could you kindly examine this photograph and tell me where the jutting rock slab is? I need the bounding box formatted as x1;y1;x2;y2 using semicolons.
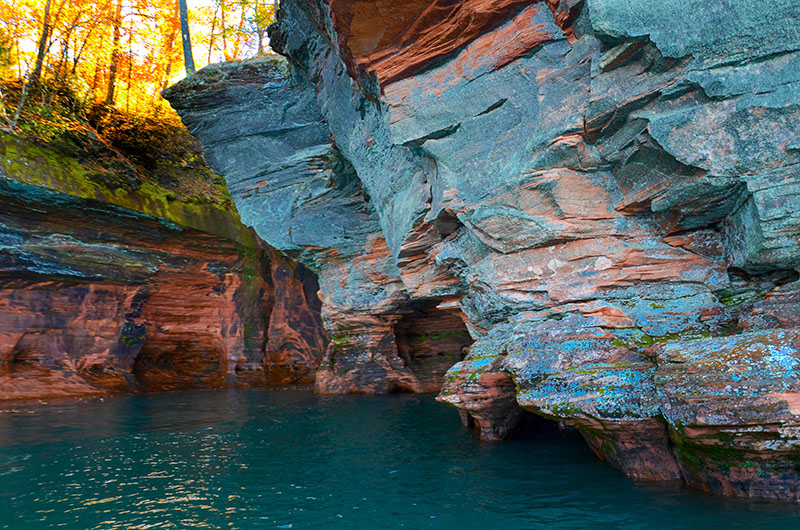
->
166;0;800;501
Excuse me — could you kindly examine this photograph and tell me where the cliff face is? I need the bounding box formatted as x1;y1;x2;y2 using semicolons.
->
166;0;800;500
0;132;327;399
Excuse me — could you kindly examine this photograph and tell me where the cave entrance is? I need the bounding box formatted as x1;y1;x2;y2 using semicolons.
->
460;408;568;441
394;299;473;392
133;333;227;390
4;348;48;374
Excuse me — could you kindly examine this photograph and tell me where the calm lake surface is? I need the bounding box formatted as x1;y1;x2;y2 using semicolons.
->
0;389;798;529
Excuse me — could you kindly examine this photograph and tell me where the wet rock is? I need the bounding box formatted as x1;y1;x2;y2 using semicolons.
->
439;363;523;442
0;138;327;400
655;329;800;500
502;315;680;480
167;0;800;500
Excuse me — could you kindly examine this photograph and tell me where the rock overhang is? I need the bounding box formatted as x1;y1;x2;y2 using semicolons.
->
166;0;800;501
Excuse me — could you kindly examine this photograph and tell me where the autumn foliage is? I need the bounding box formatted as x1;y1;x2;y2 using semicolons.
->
0;0;276;126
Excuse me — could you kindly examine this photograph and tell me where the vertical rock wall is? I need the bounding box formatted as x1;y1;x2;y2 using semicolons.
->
0;135;327;400
166;0;800;500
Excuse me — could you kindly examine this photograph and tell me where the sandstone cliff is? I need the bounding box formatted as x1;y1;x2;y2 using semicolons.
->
0;130;327;399
166;0;800;500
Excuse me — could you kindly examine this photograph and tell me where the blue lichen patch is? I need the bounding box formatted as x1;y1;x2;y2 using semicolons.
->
655;329;800;432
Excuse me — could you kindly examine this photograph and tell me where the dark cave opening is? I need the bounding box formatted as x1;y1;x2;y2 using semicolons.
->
459;407;575;442
511;411;577;440
394;299;473;392
132;333;227;390
5;348;47;373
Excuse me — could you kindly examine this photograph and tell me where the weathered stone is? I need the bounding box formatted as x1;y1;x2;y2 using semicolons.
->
723;166;800;271
655;330;800;501
168;0;800;500
438;321;527;441
0;135;327;399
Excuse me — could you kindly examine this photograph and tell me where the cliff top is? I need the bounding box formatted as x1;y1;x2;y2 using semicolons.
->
163;55;289;107
0;81;255;245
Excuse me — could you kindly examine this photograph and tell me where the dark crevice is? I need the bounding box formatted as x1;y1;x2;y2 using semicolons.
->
432;208;463;238
509;411;572;440
476;98;508;117
7;348;46;372
133;335;227;391
402;123;461;149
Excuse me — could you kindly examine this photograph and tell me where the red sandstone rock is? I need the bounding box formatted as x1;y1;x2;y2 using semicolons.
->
655;329;800;501
577;418;681;481
168;0;800;502
328;0;540;85
438;364;523;441
0;193;327;400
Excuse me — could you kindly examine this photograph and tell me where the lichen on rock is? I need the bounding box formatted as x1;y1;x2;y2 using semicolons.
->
0;113;328;400
165;0;800;501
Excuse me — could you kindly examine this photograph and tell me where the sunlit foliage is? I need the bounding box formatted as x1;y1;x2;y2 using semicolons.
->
0;0;276;124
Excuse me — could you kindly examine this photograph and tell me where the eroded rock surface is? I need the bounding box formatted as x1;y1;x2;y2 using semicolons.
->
0;133;327;399
166;0;800;500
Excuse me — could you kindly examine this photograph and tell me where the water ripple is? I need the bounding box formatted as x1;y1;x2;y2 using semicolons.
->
0;389;798;529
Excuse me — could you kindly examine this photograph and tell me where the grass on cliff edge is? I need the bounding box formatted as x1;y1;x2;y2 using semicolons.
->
0;79;234;213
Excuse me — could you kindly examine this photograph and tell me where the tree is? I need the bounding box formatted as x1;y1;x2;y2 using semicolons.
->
11;0;54;129
28;0;53;87
206;5;217;63
178;0;194;75
0;0;277;124
160;7;179;92
250;0;275;56
104;0;122;105
0;86;12;130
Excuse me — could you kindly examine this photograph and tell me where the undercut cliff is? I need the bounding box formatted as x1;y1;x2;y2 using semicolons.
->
166;0;800;500
0;130;327;400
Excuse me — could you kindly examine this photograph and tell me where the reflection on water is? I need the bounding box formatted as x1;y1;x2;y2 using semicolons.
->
0;389;799;529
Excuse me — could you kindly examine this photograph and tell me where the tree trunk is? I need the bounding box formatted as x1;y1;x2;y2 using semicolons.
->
231;7;246;59
179;0;195;75
255;1;273;56
28;0;53;88
45;38;69;109
13;0;54;129
104;0;123;106
161;7;179;92
15;35;22;79
207;8;218;64
73;13;100;75
52;38;69;89
221;1;228;61
0;87;12;130
126;20;132;113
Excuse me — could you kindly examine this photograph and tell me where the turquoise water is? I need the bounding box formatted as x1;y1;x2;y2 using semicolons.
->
1;389;798;529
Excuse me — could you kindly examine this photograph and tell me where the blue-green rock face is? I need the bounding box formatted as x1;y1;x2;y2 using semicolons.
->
167;0;800;500
588;0;800;65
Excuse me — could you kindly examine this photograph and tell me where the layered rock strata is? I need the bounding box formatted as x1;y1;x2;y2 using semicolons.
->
0;133;327;399
167;0;800;500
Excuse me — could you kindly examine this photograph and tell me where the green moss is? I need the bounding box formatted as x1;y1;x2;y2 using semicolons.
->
232;245;269;352
120;334;144;347
409;330;470;343
611;332;655;349
331;335;351;346
669;424;784;473
549;402;579;416
715;288;768;307
611;327;717;351
235;243;261;281
0;132;255;246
